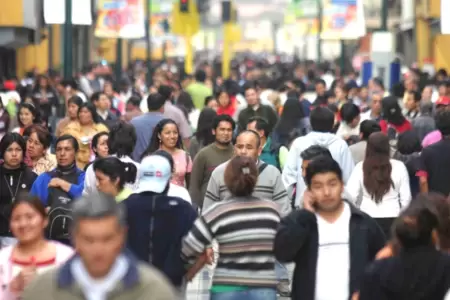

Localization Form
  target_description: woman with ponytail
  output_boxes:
[346,132,411,237]
[92,157,137,202]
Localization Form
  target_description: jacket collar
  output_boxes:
[57,249,140,289]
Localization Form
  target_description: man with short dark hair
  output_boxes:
[189,115,235,208]
[130,93,165,161]
[247,116,280,169]
[275,156,385,300]
[404,90,422,121]
[349,120,382,164]
[91,91,117,128]
[22,194,176,300]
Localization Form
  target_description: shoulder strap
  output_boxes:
[258,162,268,175]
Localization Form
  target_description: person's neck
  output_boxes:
[30,155,43,164]
[2,163,21,170]
[214,141,231,149]
[16,238,47,256]
[80,122,94,128]
[371,110,381,118]
[57,163,76,172]
[260,137,267,147]
[160,145,176,154]
[316,201,345,223]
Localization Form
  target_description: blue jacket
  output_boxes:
[30,169,85,206]
[123,192,197,287]
[260,137,280,169]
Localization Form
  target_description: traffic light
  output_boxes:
[222,1,231,22]
[180,0,189,13]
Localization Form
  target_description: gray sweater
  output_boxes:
[202,160,291,217]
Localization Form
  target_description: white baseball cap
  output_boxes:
[136,155,171,193]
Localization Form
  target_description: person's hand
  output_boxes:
[10,258,37,293]
[204,247,214,265]
[376,244,394,260]
[351,292,360,300]
[48,178,61,188]
[303,190,316,213]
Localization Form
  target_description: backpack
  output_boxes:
[46,169,81,240]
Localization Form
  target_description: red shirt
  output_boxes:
[379,119,412,134]
[217,96,237,117]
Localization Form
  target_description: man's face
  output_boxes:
[308,172,344,212]
[301,160,310,179]
[55,140,76,167]
[371,94,382,114]
[405,93,417,111]
[213,121,233,145]
[234,132,261,160]
[245,88,259,106]
[74,216,125,278]
[422,87,432,102]
[315,83,326,96]
[246,121,264,139]
[96,94,110,111]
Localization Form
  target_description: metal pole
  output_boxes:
[381,0,388,31]
[115,39,123,81]
[317,0,323,62]
[146,0,152,86]
[340,40,345,74]
[63,0,73,79]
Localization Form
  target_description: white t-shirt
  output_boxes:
[168,183,192,204]
[315,202,351,300]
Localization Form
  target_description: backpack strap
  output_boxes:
[258,162,268,175]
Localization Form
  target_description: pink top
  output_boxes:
[422,130,442,148]
[0,242,74,300]
[171,150,193,187]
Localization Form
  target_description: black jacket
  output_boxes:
[359,246,450,300]
[0,163,37,236]
[237,104,278,133]
[274,201,386,300]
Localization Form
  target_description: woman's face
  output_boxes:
[39,77,48,88]
[3,142,23,168]
[27,132,46,160]
[207,99,219,111]
[68,103,80,119]
[95,135,109,158]
[95,170,118,195]
[78,107,93,125]
[159,123,179,149]
[104,83,113,95]
[335,87,346,100]
[20,107,34,127]
[218,92,230,107]
[10,203,47,243]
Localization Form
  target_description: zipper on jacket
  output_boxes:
[148,197,156,264]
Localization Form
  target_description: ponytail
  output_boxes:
[93,157,137,191]
[122,162,137,185]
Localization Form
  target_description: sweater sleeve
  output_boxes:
[67,172,86,199]
[339,141,355,183]
[345,162,363,205]
[272,170,291,217]
[188,151,206,207]
[82,164,97,197]
[395,162,412,209]
[181,216,214,265]
[202,169,221,212]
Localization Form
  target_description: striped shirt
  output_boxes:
[202,160,291,217]
[182,197,281,288]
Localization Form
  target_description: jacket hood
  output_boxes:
[306,131,343,148]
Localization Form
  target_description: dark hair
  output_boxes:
[27,124,52,149]
[301,145,332,161]
[67,95,84,108]
[339,103,360,124]
[141,119,183,159]
[195,69,207,82]
[55,134,79,152]
[435,110,450,137]
[195,108,217,145]
[17,102,41,128]
[397,130,422,155]
[146,93,165,111]
[315,79,326,87]
[422,193,450,250]
[204,96,216,107]
[305,156,343,187]
[158,85,173,101]
[360,120,382,140]
[108,121,136,157]
[393,196,439,249]
[243,81,258,93]
[214,86,230,105]
[78,102,101,124]
[93,157,137,191]
[273,98,306,144]
[310,107,335,132]
[247,116,270,138]
[0,133,26,160]
[363,132,392,203]
[11,194,47,219]
[90,91,105,103]
[408,90,421,102]
[224,156,258,197]
[127,95,141,108]
[382,96,406,126]
[153,149,175,172]
[237,130,261,149]
[91,131,109,157]
[213,114,235,130]
[372,77,385,90]
[177,91,195,113]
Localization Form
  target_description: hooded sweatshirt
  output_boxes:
[282,131,355,207]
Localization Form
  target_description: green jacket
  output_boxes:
[22,254,176,300]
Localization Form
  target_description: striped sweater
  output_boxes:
[202,160,291,217]
[181,197,281,287]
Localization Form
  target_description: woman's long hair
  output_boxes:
[195,108,217,146]
[363,132,392,203]
[273,97,306,146]
[140,119,183,160]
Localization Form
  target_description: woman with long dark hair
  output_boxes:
[55,96,83,137]
[31,74,59,124]
[215,86,237,118]
[11,103,41,136]
[380,96,412,139]
[346,132,411,236]
[189,108,217,159]
[141,119,192,188]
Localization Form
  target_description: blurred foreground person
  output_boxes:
[22,194,176,300]
[0,196,73,299]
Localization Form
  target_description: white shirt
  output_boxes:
[315,202,351,300]
[346,159,411,218]
[168,183,192,204]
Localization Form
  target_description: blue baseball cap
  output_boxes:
[136,155,171,193]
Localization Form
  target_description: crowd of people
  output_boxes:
[0,60,450,299]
